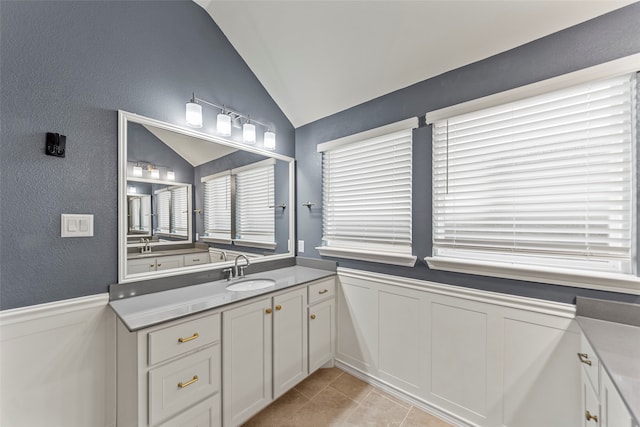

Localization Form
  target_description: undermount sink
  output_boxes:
[226,278,276,292]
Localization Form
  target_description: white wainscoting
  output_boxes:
[0,294,116,427]
[336,267,581,427]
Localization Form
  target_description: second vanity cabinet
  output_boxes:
[128,254,184,274]
[116,310,222,427]
[578,332,634,427]
[308,277,336,373]
[222,287,308,426]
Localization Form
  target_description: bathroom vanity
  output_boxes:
[111,265,336,427]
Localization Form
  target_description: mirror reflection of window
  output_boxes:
[155,186,189,237]
[203,172,232,242]
[235,162,275,245]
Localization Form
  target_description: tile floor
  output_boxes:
[243,367,454,427]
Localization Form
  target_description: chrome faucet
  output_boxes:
[234,254,250,278]
[220,251,227,262]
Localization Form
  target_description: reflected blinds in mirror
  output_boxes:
[155,187,189,237]
[203,173,232,241]
[235,163,275,244]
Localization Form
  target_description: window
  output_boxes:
[234,160,275,248]
[202,172,232,242]
[428,73,638,289]
[318,120,416,266]
[201,159,276,249]
[155,186,189,237]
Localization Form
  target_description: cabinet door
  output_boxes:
[222,298,273,427]
[157,255,183,271]
[601,370,633,427]
[308,299,335,374]
[273,288,308,399]
[128,258,157,274]
[582,371,600,427]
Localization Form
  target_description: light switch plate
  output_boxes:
[298,240,305,253]
[61,214,94,237]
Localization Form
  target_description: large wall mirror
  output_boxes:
[118,110,294,283]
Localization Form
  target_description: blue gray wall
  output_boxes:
[295,3,640,305]
[0,1,294,310]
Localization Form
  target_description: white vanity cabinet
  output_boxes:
[222,286,308,427]
[116,311,222,427]
[307,277,336,373]
[579,333,634,427]
[128,254,184,274]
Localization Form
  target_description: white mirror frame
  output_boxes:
[118,110,295,284]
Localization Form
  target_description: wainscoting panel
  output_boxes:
[336,267,579,427]
[0,294,115,427]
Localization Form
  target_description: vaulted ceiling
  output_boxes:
[196,0,635,127]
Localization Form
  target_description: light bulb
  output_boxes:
[264,130,276,150]
[185,102,203,128]
[217,113,231,136]
[167,171,175,181]
[150,168,160,179]
[243,123,256,143]
[132,165,143,177]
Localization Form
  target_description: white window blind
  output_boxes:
[203,173,231,241]
[170,186,188,237]
[156,190,171,235]
[432,73,637,275]
[235,163,275,244]
[320,129,414,262]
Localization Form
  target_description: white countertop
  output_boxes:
[110,265,335,331]
[576,316,640,424]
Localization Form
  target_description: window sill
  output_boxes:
[201,237,232,245]
[425,256,640,295]
[234,240,277,250]
[318,246,417,267]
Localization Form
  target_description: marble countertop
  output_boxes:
[110,265,336,331]
[576,315,640,424]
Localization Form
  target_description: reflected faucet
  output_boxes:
[234,254,250,278]
[220,251,227,262]
[141,238,151,254]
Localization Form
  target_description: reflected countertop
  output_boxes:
[110,265,336,332]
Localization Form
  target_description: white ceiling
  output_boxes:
[196,0,635,128]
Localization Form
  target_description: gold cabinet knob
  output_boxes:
[275,305,282,311]
[585,410,599,422]
[265,308,272,314]
[577,353,592,366]
[310,314,316,320]
[149,264,155,268]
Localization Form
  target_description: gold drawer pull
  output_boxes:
[265,308,272,314]
[276,305,282,311]
[310,314,316,320]
[577,353,592,366]
[178,332,199,343]
[192,258,200,262]
[585,410,598,422]
[319,289,329,294]
[178,375,199,389]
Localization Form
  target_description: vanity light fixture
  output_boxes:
[243,121,256,144]
[264,130,276,150]
[185,92,276,150]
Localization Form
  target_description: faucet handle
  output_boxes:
[222,267,233,281]
[238,265,247,277]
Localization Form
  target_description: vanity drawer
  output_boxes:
[149,344,220,426]
[308,277,335,305]
[183,254,209,266]
[579,333,600,392]
[149,313,220,366]
[158,394,220,427]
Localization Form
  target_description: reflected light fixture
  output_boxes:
[149,167,160,180]
[132,165,143,177]
[186,92,276,150]
[166,171,176,181]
